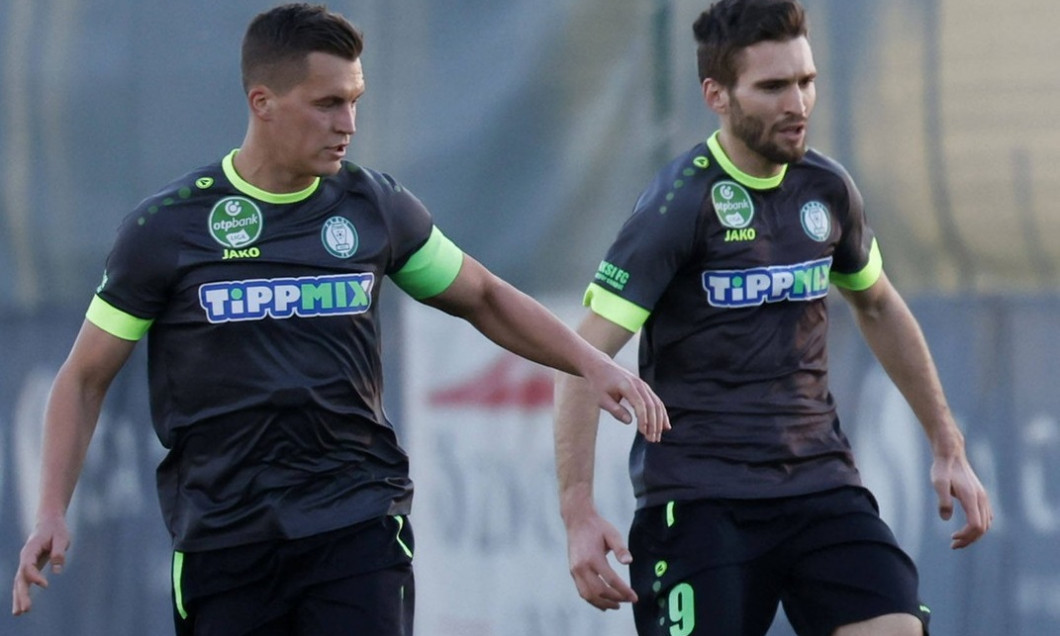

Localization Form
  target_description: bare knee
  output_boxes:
[832,612,923,636]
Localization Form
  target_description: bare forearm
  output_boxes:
[844,280,992,544]
[852,293,963,453]
[455,277,610,378]
[35,367,105,520]
[554,371,604,519]
[553,312,639,519]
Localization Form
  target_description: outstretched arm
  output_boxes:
[555,312,642,610]
[421,254,669,441]
[840,273,993,548]
[12,321,136,616]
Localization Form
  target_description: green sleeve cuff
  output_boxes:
[392,226,465,299]
[86,296,153,341]
[830,238,883,291]
[583,283,649,333]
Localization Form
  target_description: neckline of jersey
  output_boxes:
[222,149,321,204]
[705,131,787,191]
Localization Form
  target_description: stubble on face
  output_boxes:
[728,92,808,166]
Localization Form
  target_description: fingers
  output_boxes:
[614,375,647,429]
[654,391,672,436]
[572,556,638,611]
[933,458,994,549]
[12,528,69,616]
[42,547,65,576]
[11,561,47,616]
[949,483,994,549]
[568,518,639,611]
[611,374,670,443]
[933,477,954,522]
[636,379,671,444]
[13,577,28,616]
[599,393,633,426]
[951,514,989,549]
[596,527,637,604]
[586,357,671,443]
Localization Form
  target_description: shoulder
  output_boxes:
[327,162,412,202]
[325,162,434,257]
[120,161,235,236]
[790,149,860,198]
[634,142,716,214]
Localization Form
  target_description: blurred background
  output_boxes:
[1,0,1056,634]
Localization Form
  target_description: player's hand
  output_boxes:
[12,516,70,616]
[930,451,993,549]
[564,509,639,610]
[584,360,670,443]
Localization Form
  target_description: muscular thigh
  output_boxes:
[833,612,923,636]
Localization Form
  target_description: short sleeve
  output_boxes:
[391,226,464,299]
[357,168,466,298]
[356,169,435,272]
[89,206,180,340]
[586,166,706,331]
[828,165,882,290]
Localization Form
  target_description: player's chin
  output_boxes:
[315,149,348,175]
[774,143,807,165]
[314,158,345,176]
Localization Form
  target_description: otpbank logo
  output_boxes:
[702,257,832,308]
[199,273,374,323]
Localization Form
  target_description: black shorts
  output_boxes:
[628,487,930,636]
[172,515,415,636]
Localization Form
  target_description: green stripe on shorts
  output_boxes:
[172,551,188,620]
[394,515,414,559]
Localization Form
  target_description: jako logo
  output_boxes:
[199,273,375,323]
[703,257,832,307]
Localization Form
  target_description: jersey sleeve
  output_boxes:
[827,165,882,291]
[391,226,464,299]
[364,169,464,299]
[88,203,181,340]
[586,168,705,333]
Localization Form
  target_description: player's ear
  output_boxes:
[702,78,728,115]
[247,85,275,120]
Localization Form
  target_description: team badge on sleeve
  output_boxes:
[711,181,755,229]
[209,197,263,248]
[800,201,831,242]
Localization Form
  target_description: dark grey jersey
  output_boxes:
[586,133,882,507]
[90,151,464,550]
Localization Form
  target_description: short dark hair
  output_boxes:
[693,0,808,86]
[241,3,364,94]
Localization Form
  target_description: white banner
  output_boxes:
[403,297,640,636]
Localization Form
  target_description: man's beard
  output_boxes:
[729,94,808,165]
